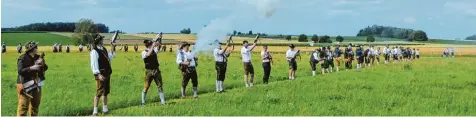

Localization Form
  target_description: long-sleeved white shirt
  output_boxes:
[90,46,115,74]
[241,46,252,62]
[415,50,420,55]
[176,50,196,67]
[261,51,271,62]
[286,49,298,61]
[141,47,159,59]
[313,52,319,61]
[214,48,226,62]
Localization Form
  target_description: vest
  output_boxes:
[143,49,159,69]
[94,47,112,76]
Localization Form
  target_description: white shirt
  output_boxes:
[397,48,402,55]
[141,47,159,59]
[327,51,333,59]
[393,48,398,55]
[261,51,271,62]
[241,46,252,62]
[415,50,420,55]
[313,52,319,61]
[373,49,379,55]
[286,49,298,61]
[369,48,374,54]
[176,50,196,67]
[213,48,226,62]
[90,46,115,74]
[79,45,83,49]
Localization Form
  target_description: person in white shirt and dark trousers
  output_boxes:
[176,42,199,98]
[241,36,258,87]
[309,49,319,76]
[90,35,115,115]
[261,45,272,84]
[286,44,299,80]
[213,39,233,93]
[140,39,166,105]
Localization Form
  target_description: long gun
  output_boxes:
[253,35,260,44]
[111,31,119,44]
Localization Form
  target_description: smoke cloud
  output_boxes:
[192,0,280,55]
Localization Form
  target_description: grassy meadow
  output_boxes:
[1,49,476,116]
[1,33,75,46]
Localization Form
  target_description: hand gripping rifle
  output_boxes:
[111,30,120,44]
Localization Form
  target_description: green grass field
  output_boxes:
[420,39,476,45]
[1,50,475,116]
[1,33,75,46]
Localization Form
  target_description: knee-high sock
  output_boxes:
[215,80,219,92]
[159,90,165,105]
[141,91,147,104]
[312,71,316,76]
[193,87,198,98]
[219,81,224,91]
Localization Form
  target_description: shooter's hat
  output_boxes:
[93,34,105,45]
[180,41,191,49]
[289,44,295,48]
[24,41,38,53]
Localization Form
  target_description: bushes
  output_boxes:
[298,34,308,42]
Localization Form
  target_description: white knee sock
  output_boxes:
[312,71,316,76]
[141,91,146,104]
[330,67,333,72]
[219,81,224,91]
[193,87,198,98]
[215,80,219,92]
[159,91,165,105]
[336,67,340,71]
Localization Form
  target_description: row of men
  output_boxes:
[442,47,456,57]
[13,34,420,116]
[0,42,174,54]
[308,45,421,76]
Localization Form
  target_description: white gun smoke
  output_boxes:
[192,0,280,55]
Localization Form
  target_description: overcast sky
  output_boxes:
[2,0,476,39]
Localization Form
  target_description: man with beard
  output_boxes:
[176,42,199,98]
[90,35,116,115]
[16,41,48,116]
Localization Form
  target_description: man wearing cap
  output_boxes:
[334,45,343,72]
[355,45,364,69]
[2,42,6,54]
[124,44,129,52]
[176,42,199,98]
[286,44,299,80]
[213,38,233,92]
[134,44,139,52]
[17,43,23,54]
[79,44,84,53]
[140,39,166,105]
[66,44,71,53]
[90,35,116,115]
[326,46,334,73]
[261,45,272,84]
[16,41,48,116]
[241,36,258,87]
[344,45,354,69]
[309,49,319,76]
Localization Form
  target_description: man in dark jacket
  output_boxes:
[90,35,116,115]
[16,41,48,116]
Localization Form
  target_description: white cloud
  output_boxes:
[403,17,417,24]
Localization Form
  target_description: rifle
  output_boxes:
[111,31,120,44]
[267,52,274,64]
[294,50,301,60]
[253,35,260,44]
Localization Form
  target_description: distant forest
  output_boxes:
[356,25,428,41]
[2,22,109,33]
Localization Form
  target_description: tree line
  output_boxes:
[357,25,428,41]
[466,35,476,40]
[1,22,109,33]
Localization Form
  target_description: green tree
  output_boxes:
[248,30,253,35]
[408,30,428,41]
[366,35,375,42]
[72,18,98,45]
[285,35,292,41]
[319,35,330,43]
[311,34,319,43]
[298,34,308,42]
[233,30,237,36]
[336,35,344,42]
[466,35,476,40]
